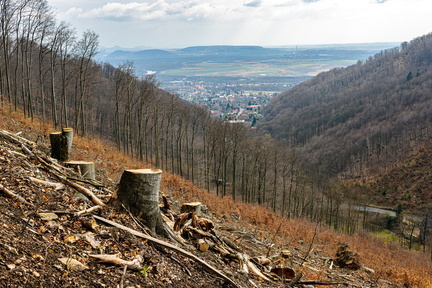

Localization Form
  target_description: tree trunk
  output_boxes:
[117,169,167,236]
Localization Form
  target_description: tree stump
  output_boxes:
[50,132,68,162]
[181,202,202,216]
[64,161,96,180]
[117,169,167,236]
[50,128,73,162]
[62,128,74,152]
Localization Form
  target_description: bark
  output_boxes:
[117,169,166,236]
[49,131,68,162]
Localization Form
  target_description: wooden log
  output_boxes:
[117,169,166,236]
[64,161,96,180]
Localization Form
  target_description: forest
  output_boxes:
[1,0,432,253]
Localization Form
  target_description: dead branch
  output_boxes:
[0,183,35,207]
[75,205,103,216]
[0,129,36,147]
[28,176,65,190]
[47,171,105,207]
[89,254,143,271]
[244,254,272,282]
[92,214,240,288]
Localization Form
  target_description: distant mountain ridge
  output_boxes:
[99,44,396,76]
[258,33,432,178]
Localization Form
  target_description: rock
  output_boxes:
[197,239,209,252]
[37,212,58,221]
[58,257,88,271]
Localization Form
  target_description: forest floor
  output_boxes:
[0,108,431,287]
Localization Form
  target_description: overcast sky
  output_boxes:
[47,0,432,49]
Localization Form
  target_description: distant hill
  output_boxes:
[100,44,396,77]
[258,33,432,179]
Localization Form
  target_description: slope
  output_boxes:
[1,104,432,287]
[258,33,432,179]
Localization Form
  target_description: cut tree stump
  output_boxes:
[117,169,167,236]
[62,128,74,152]
[50,128,73,162]
[181,202,202,216]
[64,161,96,180]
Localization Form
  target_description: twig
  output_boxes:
[92,214,240,288]
[119,265,127,288]
[75,205,103,216]
[266,220,284,257]
[121,204,151,235]
[170,255,192,276]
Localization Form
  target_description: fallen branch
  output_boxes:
[92,214,240,288]
[28,176,65,190]
[47,170,105,207]
[89,254,143,271]
[0,129,36,147]
[75,205,103,216]
[244,254,272,282]
[0,183,35,207]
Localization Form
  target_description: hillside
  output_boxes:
[258,33,432,183]
[1,107,432,287]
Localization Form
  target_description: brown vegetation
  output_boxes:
[1,105,432,287]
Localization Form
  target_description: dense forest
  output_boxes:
[1,0,432,252]
[259,33,432,181]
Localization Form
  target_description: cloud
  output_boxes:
[244,0,262,7]
[65,0,238,22]
[50,0,432,48]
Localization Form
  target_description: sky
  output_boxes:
[47,0,432,49]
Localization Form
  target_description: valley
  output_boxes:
[99,43,398,123]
